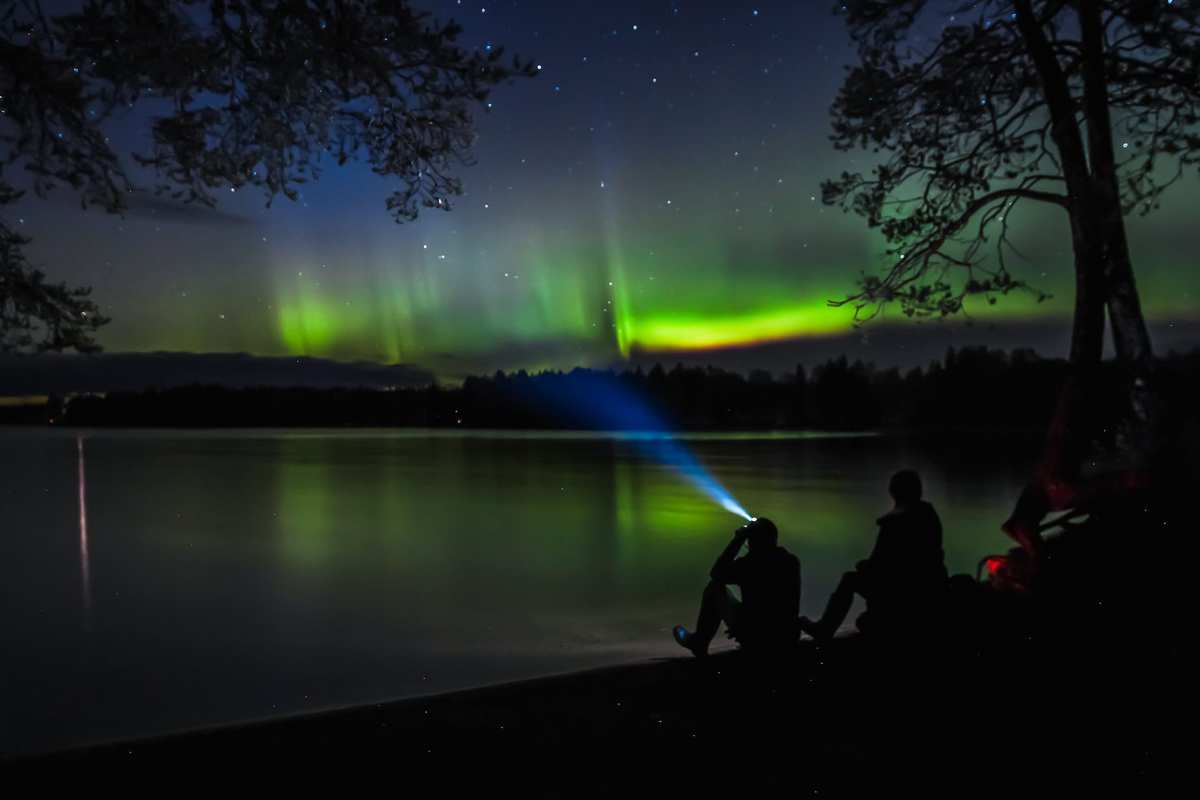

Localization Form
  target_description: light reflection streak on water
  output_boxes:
[77,436,91,619]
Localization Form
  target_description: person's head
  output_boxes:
[888,469,923,507]
[742,517,778,551]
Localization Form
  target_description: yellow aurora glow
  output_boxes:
[615,303,851,354]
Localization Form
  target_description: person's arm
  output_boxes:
[709,528,749,584]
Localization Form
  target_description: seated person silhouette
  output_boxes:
[800,469,947,640]
[673,517,801,657]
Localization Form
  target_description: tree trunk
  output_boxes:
[1068,215,1107,369]
[1059,206,1107,472]
[1099,203,1156,446]
[1104,248,1153,370]
[1079,1,1156,435]
[1000,1,1164,560]
[1002,1,1112,554]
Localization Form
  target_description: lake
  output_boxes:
[0,428,1035,755]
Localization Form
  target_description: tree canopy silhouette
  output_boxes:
[823,0,1196,380]
[1,0,533,352]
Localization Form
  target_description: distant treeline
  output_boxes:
[23,347,1200,431]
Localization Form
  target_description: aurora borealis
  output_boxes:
[12,1,1200,379]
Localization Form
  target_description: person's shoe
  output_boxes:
[672,625,708,658]
[798,616,833,642]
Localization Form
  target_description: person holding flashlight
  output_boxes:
[673,517,801,657]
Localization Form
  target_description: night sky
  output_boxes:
[13,1,1200,380]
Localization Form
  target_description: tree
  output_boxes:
[825,0,1197,373]
[1,0,533,352]
[823,1,1197,551]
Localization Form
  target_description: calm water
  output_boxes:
[0,428,1034,755]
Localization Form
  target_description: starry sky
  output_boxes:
[14,0,1200,380]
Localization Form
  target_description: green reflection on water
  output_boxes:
[615,456,717,539]
[264,431,1028,622]
[275,450,337,567]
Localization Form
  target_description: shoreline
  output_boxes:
[3,644,825,767]
[6,651,700,762]
[0,424,1046,440]
[6,632,1183,792]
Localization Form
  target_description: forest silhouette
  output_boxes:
[37,346,1200,433]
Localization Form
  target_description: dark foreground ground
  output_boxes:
[4,626,1185,795]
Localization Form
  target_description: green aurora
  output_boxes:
[265,211,1190,373]
[13,1,1198,377]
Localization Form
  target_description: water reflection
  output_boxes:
[275,449,336,568]
[0,428,1036,756]
[616,451,721,539]
[77,435,91,620]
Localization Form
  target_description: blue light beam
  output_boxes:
[634,435,754,521]
[526,370,753,521]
